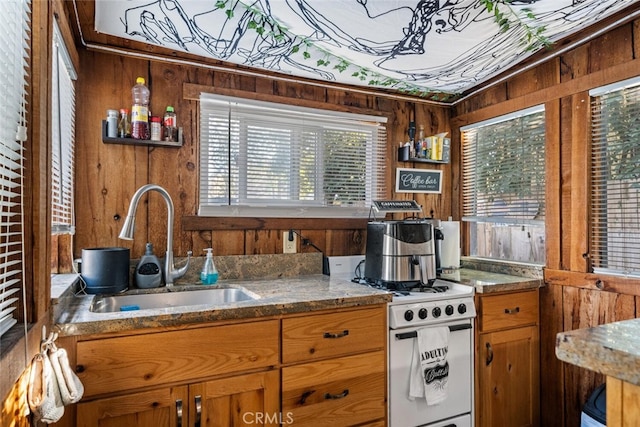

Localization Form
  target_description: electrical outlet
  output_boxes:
[283,231,297,254]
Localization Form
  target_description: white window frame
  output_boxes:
[590,76,640,277]
[198,94,388,218]
[461,105,546,265]
[51,20,77,235]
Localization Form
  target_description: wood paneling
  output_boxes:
[455,10,640,427]
[75,50,452,259]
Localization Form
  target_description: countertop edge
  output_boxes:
[555,320,640,386]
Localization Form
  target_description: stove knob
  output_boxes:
[458,303,467,314]
[418,308,428,319]
[432,307,441,318]
[404,310,414,322]
[445,305,454,316]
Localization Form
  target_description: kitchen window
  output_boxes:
[590,77,640,277]
[199,94,387,218]
[51,20,77,235]
[461,106,546,265]
[0,0,30,338]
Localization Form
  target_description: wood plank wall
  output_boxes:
[72,52,452,263]
[452,12,640,427]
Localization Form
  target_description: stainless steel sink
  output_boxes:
[89,287,259,313]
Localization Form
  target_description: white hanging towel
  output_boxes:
[408,326,450,405]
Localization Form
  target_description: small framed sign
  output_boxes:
[395,168,443,194]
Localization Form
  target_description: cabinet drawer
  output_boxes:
[282,351,386,427]
[282,307,386,363]
[76,320,279,397]
[479,290,538,332]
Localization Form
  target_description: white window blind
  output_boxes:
[51,20,76,235]
[0,0,30,338]
[461,106,546,264]
[199,94,387,217]
[590,77,640,277]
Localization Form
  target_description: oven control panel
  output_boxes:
[388,297,476,329]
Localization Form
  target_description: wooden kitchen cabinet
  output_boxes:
[475,289,540,427]
[281,306,387,426]
[74,319,280,427]
[77,371,279,427]
[59,304,388,427]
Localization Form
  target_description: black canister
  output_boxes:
[81,247,130,294]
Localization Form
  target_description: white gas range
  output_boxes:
[326,256,476,427]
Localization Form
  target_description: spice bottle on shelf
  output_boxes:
[163,106,178,142]
[106,109,118,138]
[150,116,162,141]
[118,108,131,138]
[131,77,150,139]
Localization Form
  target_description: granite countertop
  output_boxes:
[556,319,640,386]
[53,274,392,337]
[440,267,543,294]
[52,253,542,338]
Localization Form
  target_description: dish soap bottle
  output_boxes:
[200,248,218,285]
[135,243,162,288]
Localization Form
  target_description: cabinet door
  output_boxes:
[191,370,280,427]
[478,326,540,427]
[76,385,188,427]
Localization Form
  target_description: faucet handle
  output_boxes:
[171,250,192,281]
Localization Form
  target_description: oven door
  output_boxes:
[388,320,474,427]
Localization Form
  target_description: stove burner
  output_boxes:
[359,278,450,294]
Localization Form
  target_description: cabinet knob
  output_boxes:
[504,307,520,314]
[486,342,494,366]
[194,395,202,427]
[323,330,349,339]
[324,389,349,400]
[299,389,316,405]
[175,399,183,427]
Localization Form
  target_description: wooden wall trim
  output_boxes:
[182,216,368,231]
[544,268,640,296]
[545,99,562,270]
[452,57,640,127]
[569,92,590,272]
[183,82,394,117]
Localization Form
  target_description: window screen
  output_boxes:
[0,0,30,338]
[199,94,387,217]
[590,77,640,277]
[461,106,546,264]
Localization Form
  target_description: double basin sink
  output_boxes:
[89,286,259,313]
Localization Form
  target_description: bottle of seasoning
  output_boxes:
[106,109,118,138]
[150,116,162,141]
[163,106,178,142]
[131,77,150,139]
[118,108,131,138]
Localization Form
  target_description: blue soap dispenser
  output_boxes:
[200,248,218,285]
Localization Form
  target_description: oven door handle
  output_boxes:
[395,323,471,340]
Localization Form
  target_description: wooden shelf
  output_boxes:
[101,120,183,147]
[405,157,449,164]
[398,145,450,164]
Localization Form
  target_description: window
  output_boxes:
[199,94,387,217]
[51,20,76,235]
[0,0,30,338]
[590,77,640,277]
[461,106,546,264]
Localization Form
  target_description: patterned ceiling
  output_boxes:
[94,0,636,97]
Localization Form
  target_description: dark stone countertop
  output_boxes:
[53,274,392,337]
[556,319,640,386]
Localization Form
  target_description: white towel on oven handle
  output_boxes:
[408,326,450,405]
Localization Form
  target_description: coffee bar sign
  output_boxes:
[395,168,442,194]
